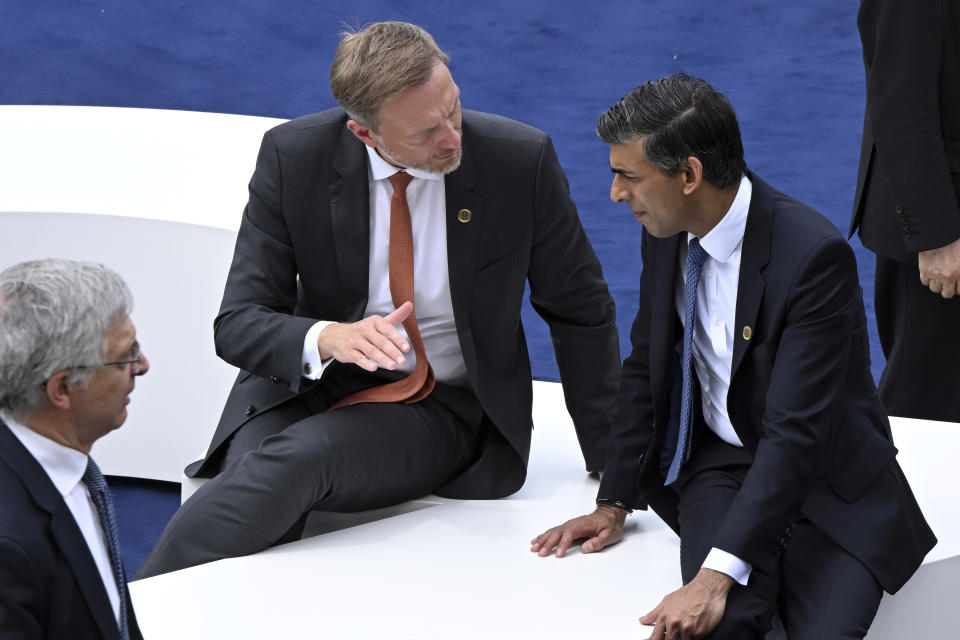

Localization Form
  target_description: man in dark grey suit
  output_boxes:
[850,0,960,421]
[137,21,620,577]
[0,259,148,640]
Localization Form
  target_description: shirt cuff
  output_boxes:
[702,547,751,586]
[302,321,336,380]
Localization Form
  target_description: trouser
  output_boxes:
[674,426,883,640]
[874,254,960,422]
[136,381,482,579]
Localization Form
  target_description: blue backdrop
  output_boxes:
[0,0,881,380]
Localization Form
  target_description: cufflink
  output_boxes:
[304,363,312,375]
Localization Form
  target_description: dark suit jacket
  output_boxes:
[850,0,960,259]
[188,108,621,498]
[599,173,935,594]
[0,420,141,640]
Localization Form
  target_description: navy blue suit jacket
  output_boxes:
[599,173,935,594]
[0,419,141,640]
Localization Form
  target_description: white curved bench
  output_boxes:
[0,105,283,481]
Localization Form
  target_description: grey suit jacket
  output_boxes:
[189,108,621,498]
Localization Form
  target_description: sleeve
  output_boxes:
[0,537,43,639]
[525,135,622,471]
[301,321,336,380]
[213,131,324,393]
[859,0,960,252]
[597,231,657,508]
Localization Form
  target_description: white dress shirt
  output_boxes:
[302,145,468,386]
[3,413,122,623]
[675,174,753,585]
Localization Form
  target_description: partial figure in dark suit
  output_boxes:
[850,0,960,421]
[532,75,935,639]
[136,21,620,578]
[0,259,148,640]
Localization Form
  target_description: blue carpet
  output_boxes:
[3,0,876,571]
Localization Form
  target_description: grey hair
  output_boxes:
[0,259,132,417]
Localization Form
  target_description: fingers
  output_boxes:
[940,283,955,299]
[318,307,413,371]
[529,524,580,557]
[581,523,622,554]
[384,301,414,325]
[639,601,662,626]
[530,513,619,557]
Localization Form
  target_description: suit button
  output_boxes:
[742,325,752,341]
[270,376,280,384]
[245,404,257,416]
[457,209,472,223]
[895,205,904,214]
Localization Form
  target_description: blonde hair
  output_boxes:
[329,21,449,131]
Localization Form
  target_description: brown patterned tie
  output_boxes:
[329,171,436,410]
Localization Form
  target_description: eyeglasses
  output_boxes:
[72,341,145,375]
[42,342,145,389]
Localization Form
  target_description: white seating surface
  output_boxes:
[4,106,956,639]
[0,106,283,480]
[132,386,957,640]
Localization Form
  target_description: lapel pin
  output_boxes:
[742,325,752,341]
[457,208,472,223]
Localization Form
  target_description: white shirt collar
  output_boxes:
[689,174,752,263]
[364,145,444,182]
[2,412,88,497]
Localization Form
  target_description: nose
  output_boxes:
[610,175,627,203]
[134,352,149,376]
[440,120,461,150]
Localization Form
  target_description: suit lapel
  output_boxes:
[444,139,484,380]
[329,126,371,321]
[731,172,773,379]
[50,508,121,640]
[0,422,118,640]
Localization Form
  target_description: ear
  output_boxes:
[43,370,74,411]
[681,156,704,195]
[346,120,379,148]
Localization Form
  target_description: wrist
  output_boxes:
[595,504,628,526]
[697,568,736,596]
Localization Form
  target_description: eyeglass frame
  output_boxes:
[41,341,145,388]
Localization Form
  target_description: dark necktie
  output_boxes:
[83,458,129,640]
[331,171,436,409]
[665,237,708,486]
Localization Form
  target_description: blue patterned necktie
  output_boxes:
[83,458,129,640]
[665,237,708,486]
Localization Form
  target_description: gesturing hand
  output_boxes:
[529,506,627,558]
[640,568,732,639]
[317,302,413,372]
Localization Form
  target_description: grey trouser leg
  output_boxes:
[136,397,478,578]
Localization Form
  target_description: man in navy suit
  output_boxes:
[0,259,148,640]
[532,75,934,639]
[850,0,960,421]
[136,21,620,578]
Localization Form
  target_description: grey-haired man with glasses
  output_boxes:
[0,258,148,640]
